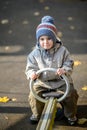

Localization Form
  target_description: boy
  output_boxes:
[25,16,79,125]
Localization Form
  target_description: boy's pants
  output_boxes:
[28,83,79,119]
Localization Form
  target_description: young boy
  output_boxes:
[25,16,79,125]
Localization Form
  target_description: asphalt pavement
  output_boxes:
[0,0,87,130]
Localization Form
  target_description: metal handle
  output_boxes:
[29,68,70,103]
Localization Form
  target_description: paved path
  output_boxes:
[0,0,87,129]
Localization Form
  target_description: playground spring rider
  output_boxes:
[30,68,70,130]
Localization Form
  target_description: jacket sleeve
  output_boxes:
[25,53,39,80]
[62,48,74,75]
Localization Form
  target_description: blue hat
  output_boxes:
[36,16,60,42]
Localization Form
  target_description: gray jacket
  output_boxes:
[25,43,74,88]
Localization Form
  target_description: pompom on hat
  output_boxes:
[36,16,61,43]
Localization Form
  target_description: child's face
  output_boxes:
[39,36,54,50]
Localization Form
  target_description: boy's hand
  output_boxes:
[30,72,39,80]
[56,68,66,76]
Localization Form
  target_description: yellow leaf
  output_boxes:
[78,118,87,125]
[5,116,8,120]
[34,12,40,16]
[12,98,17,101]
[74,60,81,66]
[0,96,10,103]
[82,86,87,91]
[44,6,50,10]
[70,25,75,30]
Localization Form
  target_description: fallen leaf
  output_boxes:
[12,98,17,101]
[22,20,29,25]
[57,31,63,38]
[5,116,8,120]
[70,25,75,30]
[74,60,81,66]
[44,6,50,10]
[78,118,87,125]
[5,46,10,51]
[1,19,9,24]
[34,12,40,16]
[67,17,73,21]
[82,86,87,91]
[0,96,10,103]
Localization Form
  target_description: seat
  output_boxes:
[42,91,63,98]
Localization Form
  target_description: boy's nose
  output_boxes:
[44,39,48,44]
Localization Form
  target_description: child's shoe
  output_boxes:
[29,115,39,124]
[68,116,77,125]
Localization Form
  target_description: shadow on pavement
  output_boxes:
[0,106,37,130]
[0,106,29,114]
[0,105,86,129]
[6,115,37,130]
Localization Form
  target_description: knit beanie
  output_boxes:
[36,16,61,43]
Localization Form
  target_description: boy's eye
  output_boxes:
[40,38,44,41]
[48,37,51,40]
